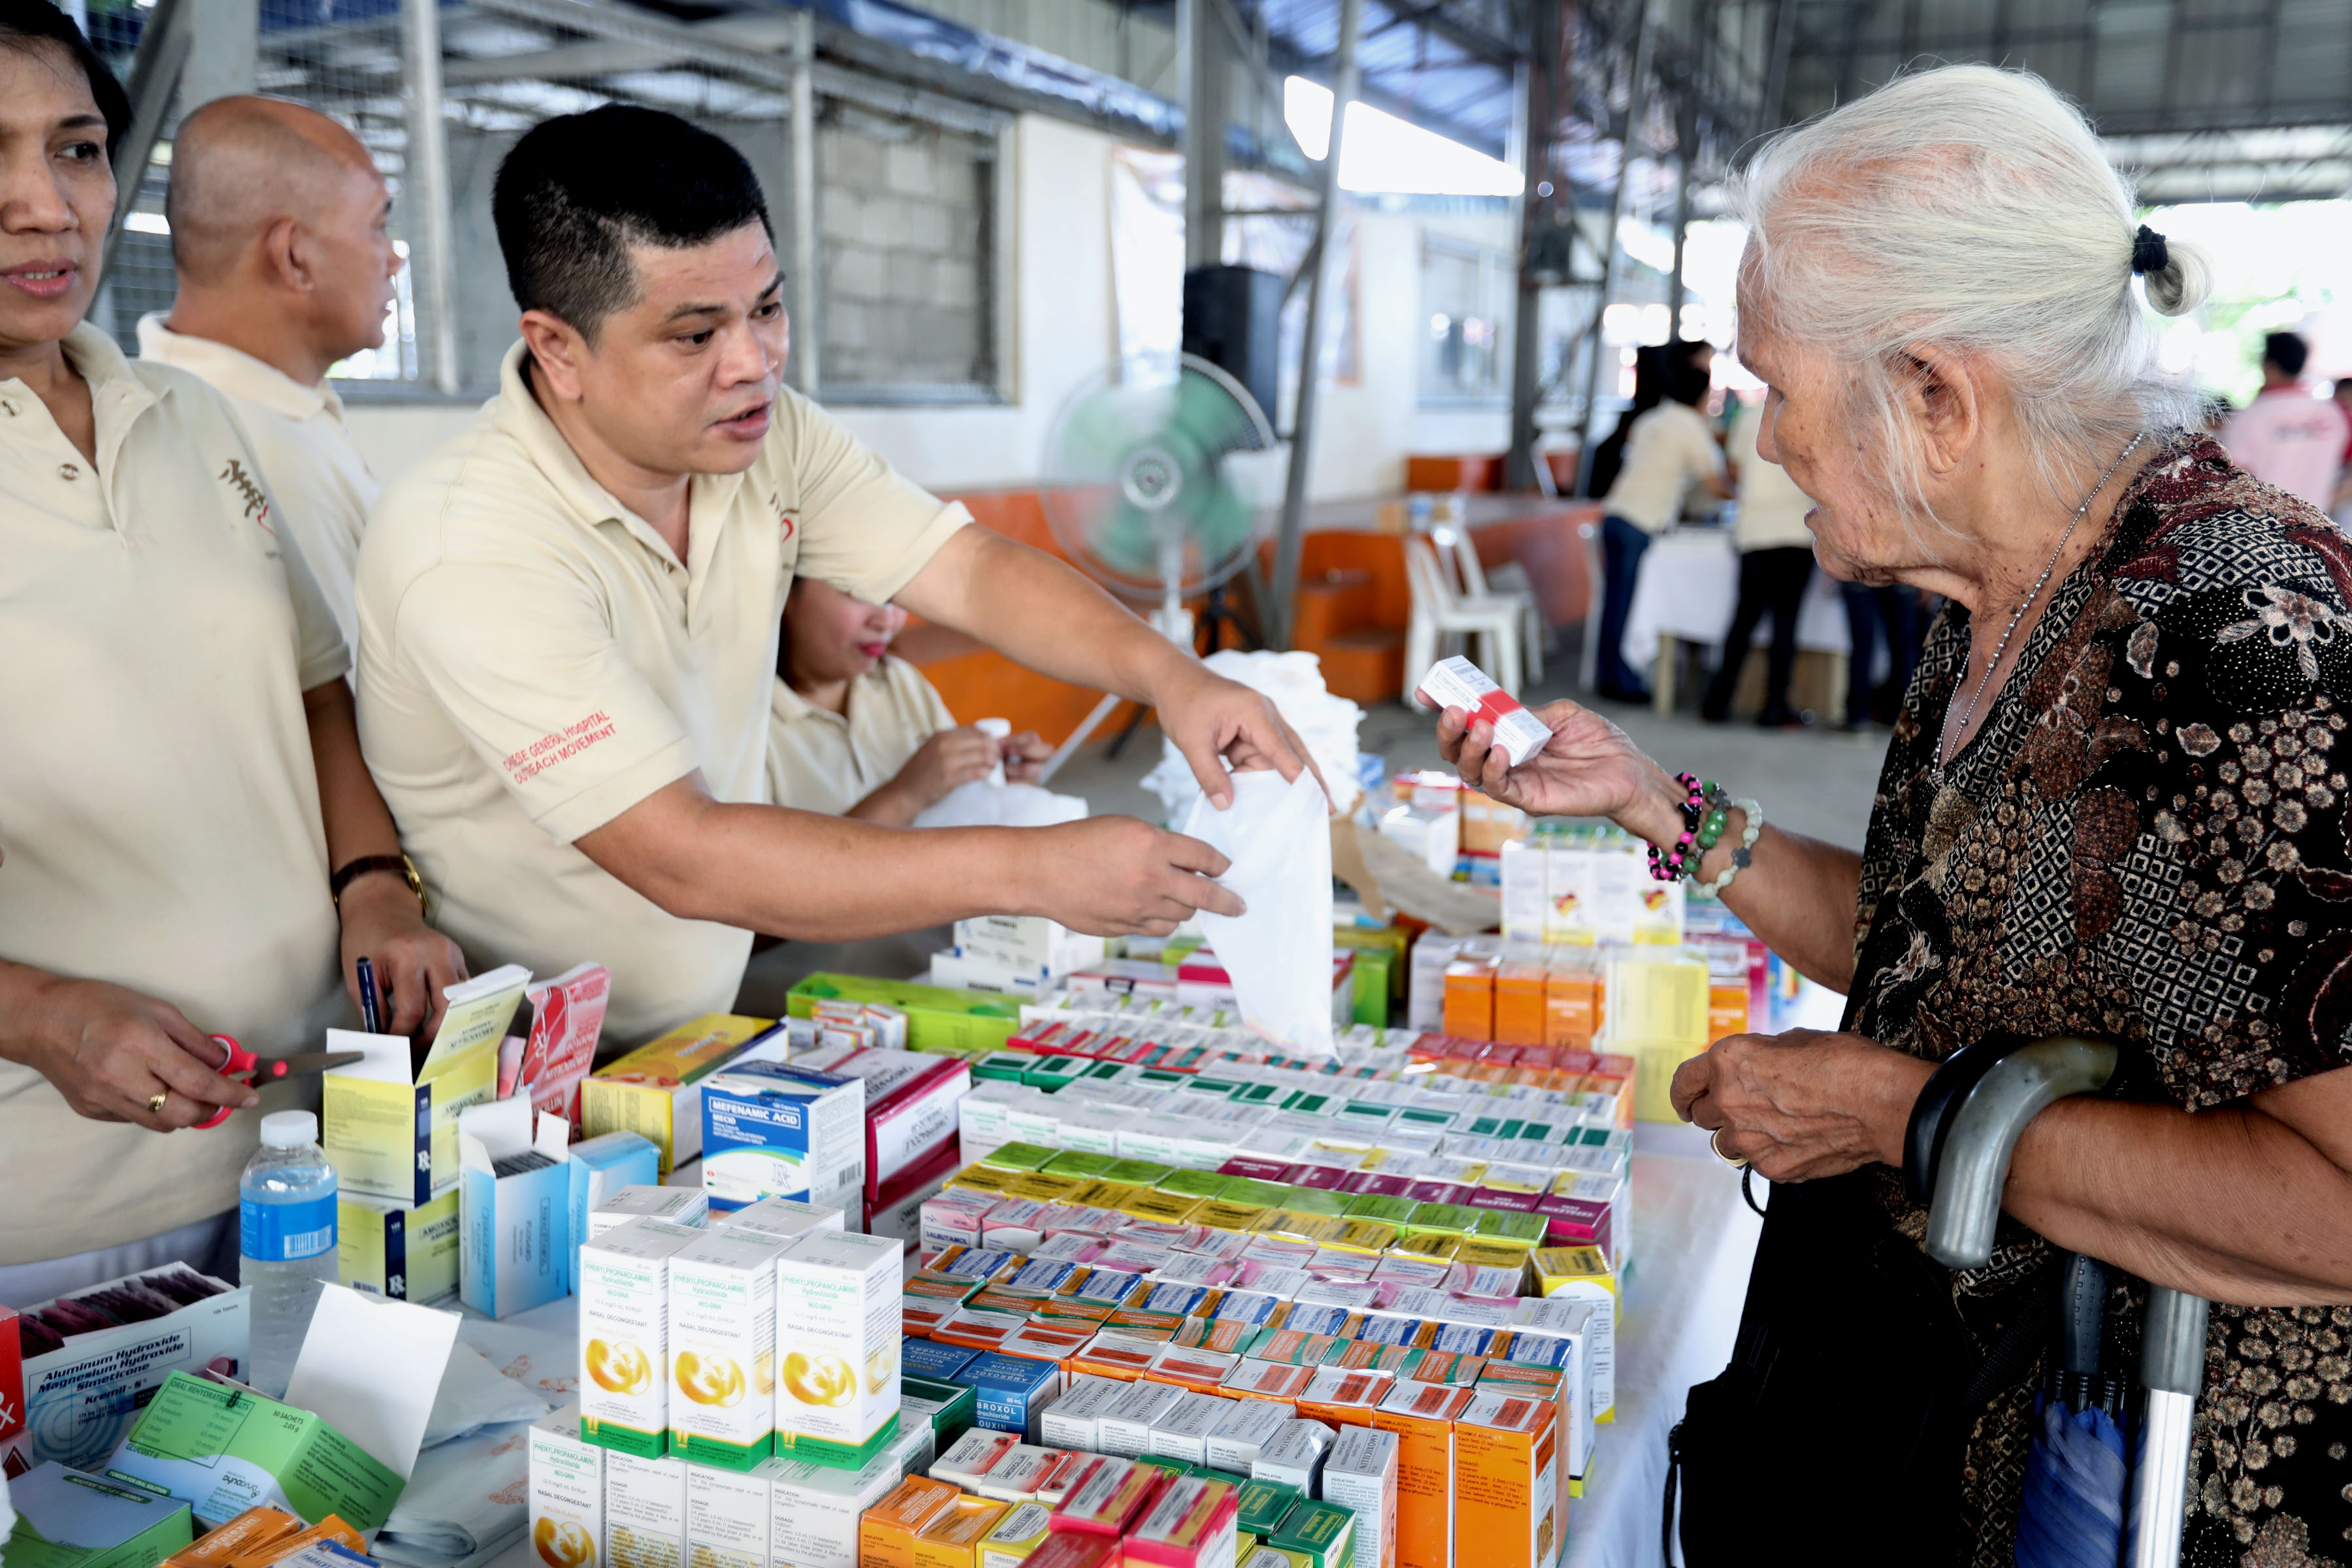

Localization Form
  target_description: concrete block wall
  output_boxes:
[818,108,992,391]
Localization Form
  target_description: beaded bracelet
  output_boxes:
[1692,796,1765,898]
[1644,773,1709,882]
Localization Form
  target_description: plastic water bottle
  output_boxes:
[240,1109,338,1398]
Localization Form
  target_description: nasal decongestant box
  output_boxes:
[604,1450,689,1568]
[581,1217,705,1458]
[669,1228,795,1471]
[769,1448,908,1568]
[774,1230,904,1468]
[529,1406,604,1568]
[685,1461,774,1568]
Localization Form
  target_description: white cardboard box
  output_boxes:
[529,1405,604,1568]
[1321,1424,1399,1568]
[603,1450,688,1568]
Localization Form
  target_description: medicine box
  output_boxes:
[796,1047,972,1200]
[457,1102,573,1319]
[1266,1500,1355,1568]
[104,1372,404,1531]
[774,1230,904,1466]
[583,1013,777,1176]
[579,1217,703,1457]
[566,1133,665,1275]
[1249,1420,1333,1495]
[958,1352,1063,1441]
[323,968,525,1205]
[527,1406,602,1568]
[700,1060,866,1212]
[911,1496,1008,1568]
[719,1194,850,1245]
[1096,1381,1181,1458]
[685,1460,773,1568]
[857,1475,961,1568]
[1048,1457,1162,1537]
[1318,1426,1397,1568]
[589,1183,706,1242]
[5,1461,194,1568]
[603,1450,689,1568]
[1126,1477,1241,1568]
[1450,1391,1557,1568]
[337,1189,459,1305]
[669,1227,794,1471]
[768,1446,908,1568]
[1036,1374,1125,1452]
[18,1266,248,1473]
[1203,1400,1292,1474]
[974,1501,1054,1568]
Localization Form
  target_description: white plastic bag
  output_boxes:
[1181,768,1335,1056]
[913,780,1088,829]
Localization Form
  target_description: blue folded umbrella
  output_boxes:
[2016,1392,2129,1568]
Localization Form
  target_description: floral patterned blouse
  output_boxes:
[1847,431,2352,1567]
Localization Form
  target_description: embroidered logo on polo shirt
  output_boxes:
[219,457,275,536]
[772,487,796,542]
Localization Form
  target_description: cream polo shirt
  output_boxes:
[1727,401,1818,551]
[135,314,380,645]
[0,325,350,1266]
[356,341,971,1046]
[1603,401,1724,534]
[766,658,956,815]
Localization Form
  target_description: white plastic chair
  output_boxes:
[1403,536,1524,704]
[1442,527,1546,685]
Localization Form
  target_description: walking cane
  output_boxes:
[1914,1035,2208,1568]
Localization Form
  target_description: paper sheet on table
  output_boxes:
[454,1317,578,1405]
[374,1421,531,1567]
[286,1284,460,1480]
[423,1341,550,1449]
[1181,768,1335,1056]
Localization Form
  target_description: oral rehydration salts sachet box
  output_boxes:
[1413,657,1550,768]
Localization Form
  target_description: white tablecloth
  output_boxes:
[1620,529,1850,670]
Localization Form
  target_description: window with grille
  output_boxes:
[1420,236,1511,404]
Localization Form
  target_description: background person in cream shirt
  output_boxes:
[134,96,400,643]
[357,106,1318,1047]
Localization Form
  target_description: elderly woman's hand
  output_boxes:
[1672,1028,1937,1183]
[1436,698,1691,845]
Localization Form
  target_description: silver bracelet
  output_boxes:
[1692,797,1763,898]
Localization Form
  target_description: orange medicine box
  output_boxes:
[226,1516,364,1568]
[1491,962,1548,1047]
[911,1497,1009,1568]
[1294,1365,1391,1429]
[1441,961,1495,1042]
[165,1507,301,1568]
[1371,1382,1477,1568]
[1450,1391,1558,1568]
[1124,1476,1240,1568]
[1542,966,1599,1050]
[858,1475,962,1568]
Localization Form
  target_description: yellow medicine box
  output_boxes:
[581,1013,774,1175]
[322,966,523,1203]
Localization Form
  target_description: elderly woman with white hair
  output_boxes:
[1441,64,2352,1565]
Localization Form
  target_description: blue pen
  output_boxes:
[356,955,383,1034]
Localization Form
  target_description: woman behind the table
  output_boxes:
[1434,65,2352,1565]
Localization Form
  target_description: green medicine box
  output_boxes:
[973,1052,1040,1083]
[1341,1193,1418,1226]
[1402,1201,1481,1237]
[1277,1186,1350,1218]
[1156,1169,1232,1201]
[1281,1091,1338,1116]
[786,973,1021,1055]
[901,1376,979,1451]
[1269,1499,1358,1568]
[1022,1055,1088,1089]
[5,1463,193,1568]
[1470,1208,1548,1247]
[978,1141,1061,1171]
[1042,1150,1119,1180]
[1103,1158,1176,1186]
[102,1371,404,1530]
[1236,1478,1303,1537]
[1222,1177,1293,1209]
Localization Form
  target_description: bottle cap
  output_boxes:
[260,1110,318,1149]
[977,717,1012,739]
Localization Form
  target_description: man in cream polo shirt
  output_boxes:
[135,95,401,642]
[356,106,1311,1045]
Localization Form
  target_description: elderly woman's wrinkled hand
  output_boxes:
[1671,1028,1938,1183]
[1435,698,1676,830]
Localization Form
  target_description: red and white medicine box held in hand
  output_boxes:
[1415,657,1551,767]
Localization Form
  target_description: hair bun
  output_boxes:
[2140,234,2210,318]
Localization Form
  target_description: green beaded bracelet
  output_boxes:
[1697,807,1729,850]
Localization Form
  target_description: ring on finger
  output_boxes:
[1710,1128,1747,1169]
[148,1090,169,1116]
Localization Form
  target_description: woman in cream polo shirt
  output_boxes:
[0,7,463,1299]
[768,576,1051,822]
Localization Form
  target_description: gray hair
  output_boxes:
[1733,64,2210,532]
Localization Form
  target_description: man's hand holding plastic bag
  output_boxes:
[1181,767,1337,1056]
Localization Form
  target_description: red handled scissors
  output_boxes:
[193,1036,366,1130]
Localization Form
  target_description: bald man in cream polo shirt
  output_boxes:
[135,96,403,642]
[355,106,1314,1046]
